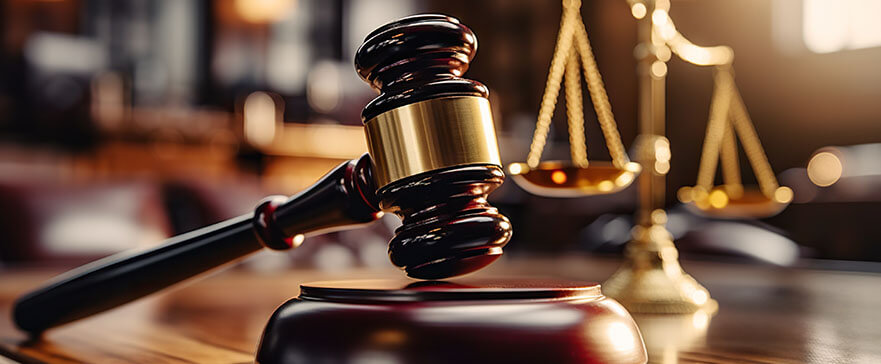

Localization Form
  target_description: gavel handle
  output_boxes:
[13,215,261,334]
[13,154,381,334]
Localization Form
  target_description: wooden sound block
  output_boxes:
[256,279,647,364]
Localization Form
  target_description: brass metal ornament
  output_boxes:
[678,65,793,219]
[605,0,791,314]
[508,0,640,197]
[604,0,720,315]
[365,96,502,188]
[603,210,718,314]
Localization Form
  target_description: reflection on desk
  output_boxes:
[1,256,880,363]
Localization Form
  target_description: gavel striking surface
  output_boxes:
[255,278,646,364]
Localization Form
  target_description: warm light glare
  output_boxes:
[307,61,342,113]
[654,160,670,174]
[598,180,614,192]
[243,92,279,147]
[648,6,734,66]
[651,209,667,225]
[690,289,709,306]
[654,138,670,157]
[774,186,794,203]
[656,45,672,62]
[803,0,881,53]
[91,72,125,129]
[615,172,634,187]
[624,162,642,173]
[551,170,568,185]
[692,309,710,331]
[672,43,733,66]
[631,3,647,19]
[807,152,843,187]
[655,0,671,10]
[606,322,638,353]
[234,0,296,23]
[508,163,523,175]
[654,138,671,168]
[370,329,406,345]
[654,21,677,42]
[708,190,729,209]
[652,9,668,26]
[650,60,668,78]
[678,45,711,64]
[292,234,305,248]
[677,187,693,203]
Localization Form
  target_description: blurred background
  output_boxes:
[1,0,879,271]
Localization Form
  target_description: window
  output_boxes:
[803,0,881,53]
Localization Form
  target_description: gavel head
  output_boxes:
[355,14,512,280]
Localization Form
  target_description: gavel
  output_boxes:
[14,14,512,334]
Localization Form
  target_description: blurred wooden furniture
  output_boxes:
[1,256,879,363]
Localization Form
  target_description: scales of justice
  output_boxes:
[509,0,792,314]
[12,1,791,363]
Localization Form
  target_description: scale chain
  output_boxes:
[526,0,630,169]
[720,119,743,197]
[573,14,630,168]
[695,66,780,198]
[726,71,779,197]
[526,1,577,168]
[695,67,733,191]
[565,48,589,167]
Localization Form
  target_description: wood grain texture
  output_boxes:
[2,255,881,363]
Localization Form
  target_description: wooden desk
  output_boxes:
[2,256,880,363]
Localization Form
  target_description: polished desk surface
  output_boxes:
[1,255,880,364]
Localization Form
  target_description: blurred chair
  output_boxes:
[579,206,802,266]
[161,178,267,234]
[0,178,170,266]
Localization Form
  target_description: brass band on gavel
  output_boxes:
[365,96,502,189]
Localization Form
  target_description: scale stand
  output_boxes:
[604,0,792,313]
[603,0,721,314]
[507,0,790,314]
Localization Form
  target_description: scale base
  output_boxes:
[603,223,718,314]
